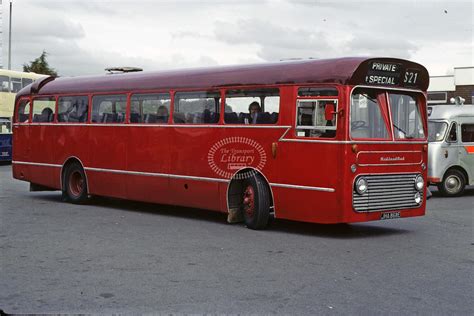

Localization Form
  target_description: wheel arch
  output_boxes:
[444,165,469,184]
[60,156,89,194]
[226,167,275,217]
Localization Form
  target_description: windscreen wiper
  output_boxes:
[393,123,413,138]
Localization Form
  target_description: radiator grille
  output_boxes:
[353,173,423,212]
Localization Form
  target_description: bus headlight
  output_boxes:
[415,175,424,191]
[414,192,422,204]
[355,178,368,195]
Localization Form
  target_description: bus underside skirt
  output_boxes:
[30,182,58,192]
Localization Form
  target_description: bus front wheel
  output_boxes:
[438,169,466,197]
[64,162,89,204]
[241,174,270,230]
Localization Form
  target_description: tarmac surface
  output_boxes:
[1,163,473,314]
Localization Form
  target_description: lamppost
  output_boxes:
[8,0,12,70]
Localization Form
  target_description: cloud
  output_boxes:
[214,18,334,61]
[2,0,471,78]
[344,36,418,59]
[213,18,419,61]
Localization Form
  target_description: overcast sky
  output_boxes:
[1,0,472,77]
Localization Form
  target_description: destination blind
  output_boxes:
[348,59,428,90]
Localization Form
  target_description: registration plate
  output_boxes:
[381,211,401,220]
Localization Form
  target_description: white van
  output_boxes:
[427,103,474,196]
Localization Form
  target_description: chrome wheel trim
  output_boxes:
[444,175,462,194]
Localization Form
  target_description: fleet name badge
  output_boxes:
[380,156,405,162]
[365,61,401,86]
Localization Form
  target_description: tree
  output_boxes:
[23,51,58,77]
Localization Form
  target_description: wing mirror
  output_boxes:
[325,103,336,121]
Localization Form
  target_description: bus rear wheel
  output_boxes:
[241,174,270,230]
[438,169,466,197]
[64,162,89,204]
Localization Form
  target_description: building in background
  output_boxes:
[428,66,474,105]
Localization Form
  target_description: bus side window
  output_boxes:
[130,93,170,124]
[0,75,10,92]
[58,96,89,123]
[173,91,220,124]
[224,88,280,124]
[461,124,474,143]
[447,122,457,142]
[17,99,31,123]
[296,100,337,138]
[11,77,22,93]
[22,78,33,88]
[32,97,56,123]
[92,95,127,123]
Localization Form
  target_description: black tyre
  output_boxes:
[63,162,89,203]
[241,173,271,230]
[437,169,466,197]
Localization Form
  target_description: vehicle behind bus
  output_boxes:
[428,104,474,196]
[0,70,45,161]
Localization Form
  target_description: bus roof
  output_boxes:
[17,57,429,97]
[0,69,46,80]
[428,104,474,120]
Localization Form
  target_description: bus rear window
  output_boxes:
[32,97,56,123]
[17,99,31,123]
[350,89,390,139]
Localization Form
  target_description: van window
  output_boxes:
[461,124,474,143]
[296,100,337,138]
[17,99,31,123]
[224,89,279,124]
[174,91,220,124]
[58,96,89,123]
[428,121,448,142]
[32,97,56,123]
[131,93,170,124]
[447,123,457,142]
[92,95,127,123]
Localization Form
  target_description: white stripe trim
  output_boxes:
[13,160,335,192]
[17,123,292,129]
[12,161,62,168]
[84,166,230,183]
[270,182,335,192]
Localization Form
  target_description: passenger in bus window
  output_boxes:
[248,101,261,124]
[40,107,54,122]
[157,105,169,123]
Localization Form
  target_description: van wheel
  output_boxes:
[438,169,466,197]
[241,174,270,230]
[64,162,89,204]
